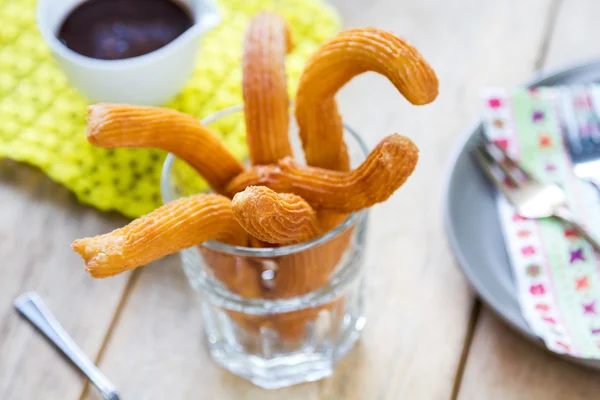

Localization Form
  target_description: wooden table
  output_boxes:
[2,0,600,398]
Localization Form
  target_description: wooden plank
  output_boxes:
[458,1,600,399]
[0,161,131,399]
[543,0,600,68]
[83,257,325,400]
[85,0,554,399]
[458,309,600,400]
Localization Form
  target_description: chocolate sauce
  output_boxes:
[57,0,194,60]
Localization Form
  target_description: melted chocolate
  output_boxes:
[58,0,193,60]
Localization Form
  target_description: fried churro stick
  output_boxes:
[243,12,294,165]
[87,104,244,194]
[269,224,353,340]
[226,134,419,212]
[72,194,247,278]
[232,186,319,244]
[295,28,438,171]
[229,186,348,341]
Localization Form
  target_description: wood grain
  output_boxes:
[543,0,600,68]
[86,0,555,399]
[0,161,131,400]
[458,309,600,400]
[83,257,326,400]
[457,0,600,399]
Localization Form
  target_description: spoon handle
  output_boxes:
[14,292,119,400]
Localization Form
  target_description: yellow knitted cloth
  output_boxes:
[0,0,340,218]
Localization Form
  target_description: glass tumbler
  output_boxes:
[161,106,368,389]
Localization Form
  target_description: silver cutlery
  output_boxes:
[14,292,120,400]
[560,85,600,194]
[473,139,600,252]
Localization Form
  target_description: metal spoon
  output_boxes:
[14,292,120,400]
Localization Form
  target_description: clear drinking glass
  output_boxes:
[161,105,368,389]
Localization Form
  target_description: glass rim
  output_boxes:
[160,104,369,257]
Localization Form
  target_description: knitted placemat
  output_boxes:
[0,0,340,217]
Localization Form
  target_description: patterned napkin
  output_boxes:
[482,86,600,358]
[0,0,340,218]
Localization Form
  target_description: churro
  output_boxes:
[229,186,351,341]
[226,133,419,212]
[87,104,244,194]
[72,194,247,277]
[295,28,437,171]
[243,12,294,165]
[232,186,319,244]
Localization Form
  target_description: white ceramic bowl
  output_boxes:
[36,0,220,105]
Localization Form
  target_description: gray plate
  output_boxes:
[444,59,600,369]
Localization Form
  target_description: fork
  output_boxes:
[560,85,600,194]
[472,139,600,253]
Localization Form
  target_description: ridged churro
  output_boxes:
[232,186,319,244]
[72,194,247,278]
[243,12,294,165]
[87,104,244,194]
[228,185,354,341]
[295,28,438,171]
[269,224,354,340]
[226,134,419,212]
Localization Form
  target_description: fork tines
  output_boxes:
[475,138,533,188]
